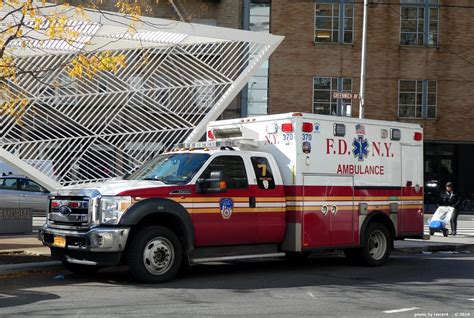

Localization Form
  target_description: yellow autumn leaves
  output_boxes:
[67,52,126,79]
[0,0,154,123]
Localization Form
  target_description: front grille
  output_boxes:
[48,196,91,229]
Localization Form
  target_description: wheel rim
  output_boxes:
[368,230,387,261]
[143,237,174,276]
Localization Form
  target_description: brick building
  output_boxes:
[268,0,474,204]
[69,0,474,202]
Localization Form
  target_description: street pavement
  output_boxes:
[0,248,472,317]
[0,216,472,316]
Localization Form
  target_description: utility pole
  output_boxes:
[359,0,369,119]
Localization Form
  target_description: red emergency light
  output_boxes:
[414,132,423,141]
[51,201,59,208]
[302,122,313,133]
[281,123,294,133]
[68,202,80,208]
[207,130,215,140]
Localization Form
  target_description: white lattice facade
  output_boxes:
[0,7,283,189]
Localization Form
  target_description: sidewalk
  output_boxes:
[394,233,474,254]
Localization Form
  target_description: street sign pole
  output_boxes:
[359,0,369,119]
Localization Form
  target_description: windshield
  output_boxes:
[128,153,210,185]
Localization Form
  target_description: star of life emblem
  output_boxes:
[352,136,369,162]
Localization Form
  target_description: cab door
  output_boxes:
[250,155,286,243]
[18,178,49,215]
[0,177,20,209]
[191,155,257,246]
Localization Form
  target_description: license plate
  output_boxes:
[53,235,66,248]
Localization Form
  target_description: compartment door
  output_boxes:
[302,174,354,248]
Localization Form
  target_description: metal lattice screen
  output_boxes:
[0,12,283,188]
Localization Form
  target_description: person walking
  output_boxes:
[439,182,461,235]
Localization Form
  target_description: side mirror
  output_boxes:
[195,171,227,194]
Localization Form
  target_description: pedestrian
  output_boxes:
[439,182,460,235]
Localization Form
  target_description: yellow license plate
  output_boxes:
[53,235,66,248]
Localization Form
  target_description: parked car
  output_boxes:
[0,175,49,216]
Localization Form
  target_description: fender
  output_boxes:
[120,198,195,251]
[359,211,395,247]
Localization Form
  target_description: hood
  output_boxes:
[55,179,167,197]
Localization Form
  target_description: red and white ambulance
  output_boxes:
[40,112,424,283]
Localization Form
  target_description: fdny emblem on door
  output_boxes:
[220,198,234,219]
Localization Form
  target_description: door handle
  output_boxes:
[249,197,256,208]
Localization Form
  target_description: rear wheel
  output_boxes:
[443,229,449,237]
[127,226,183,284]
[61,261,101,275]
[359,223,392,266]
[429,229,435,236]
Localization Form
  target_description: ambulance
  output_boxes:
[40,112,424,283]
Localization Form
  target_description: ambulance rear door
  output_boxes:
[400,144,424,235]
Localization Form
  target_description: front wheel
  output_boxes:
[127,226,183,284]
[360,223,392,266]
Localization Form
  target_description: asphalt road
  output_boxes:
[0,252,472,317]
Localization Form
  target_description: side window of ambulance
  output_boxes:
[251,157,275,190]
[200,156,248,189]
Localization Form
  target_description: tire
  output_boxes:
[443,229,449,237]
[285,251,311,262]
[127,226,183,284]
[429,229,435,236]
[61,260,101,275]
[359,222,392,267]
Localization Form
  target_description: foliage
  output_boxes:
[0,0,162,123]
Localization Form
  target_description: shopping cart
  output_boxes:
[428,206,454,237]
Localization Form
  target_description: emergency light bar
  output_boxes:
[207,127,243,141]
[172,139,257,151]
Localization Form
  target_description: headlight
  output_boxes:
[99,196,132,224]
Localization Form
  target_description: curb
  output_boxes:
[0,261,62,275]
[393,243,474,255]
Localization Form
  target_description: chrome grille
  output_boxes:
[48,196,91,229]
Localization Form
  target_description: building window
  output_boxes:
[400,0,439,47]
[315,0,354,44]
[247,0,271,116]
[399,80,437,119]
[313,77,352,116]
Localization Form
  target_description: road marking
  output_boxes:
[383,307,419,314]
[468,298,474,301]
[308,292,316,299]
[0,294,15,299]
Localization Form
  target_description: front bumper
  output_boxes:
[39,225,130,266]
[40,224,130,253]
